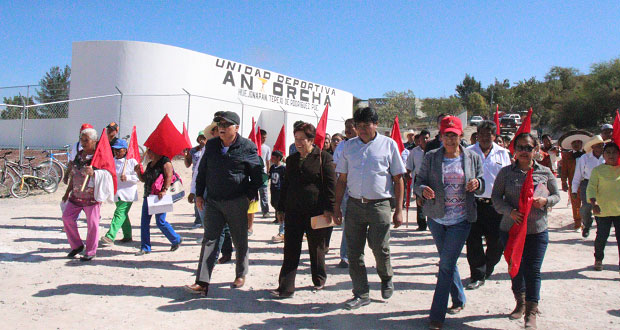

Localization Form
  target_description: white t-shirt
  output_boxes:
[261,144,272,173]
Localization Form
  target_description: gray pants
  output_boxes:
[196,196,249,284]
[345,198,393,299]
[579,180,594,230]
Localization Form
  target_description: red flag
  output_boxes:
[504,167,535,277]
[92,128,117,194]
[248,117,262,156]
[182,122,192,149]
[126,126,143,173]
[390,116,405,154]
[144,114,187,160]
[273,124,286,156]
[494,104,500,136]
[612,110,620,146]
[508,108,533,154]
[314,104,329,150]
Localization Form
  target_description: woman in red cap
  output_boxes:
[414,115,485,329]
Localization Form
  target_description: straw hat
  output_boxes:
[204,122,218,138]
[558,130,592,150]
[583,135,609,153]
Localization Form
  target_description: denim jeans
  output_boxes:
[594,216,620,265]
[140,197,181,252]
[500,230,548,302]
[428,219,471,323]
[259,185,269,214]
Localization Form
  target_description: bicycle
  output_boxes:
[0,152,59,198]
[0,152,18,197]
[40,144,71,183]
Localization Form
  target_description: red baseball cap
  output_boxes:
[439,116,463,135]
[80,123,93,132]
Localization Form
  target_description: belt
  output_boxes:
[350,197,391,204]
[476,198,492,204]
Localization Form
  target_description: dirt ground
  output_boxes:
[0,159,618,330]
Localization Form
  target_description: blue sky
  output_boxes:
[1,1,619,100]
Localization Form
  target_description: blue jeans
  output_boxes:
[140,197,181,252]
[428,219,471,323]
[500,230,548,302]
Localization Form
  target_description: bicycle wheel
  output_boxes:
[39,161,63,183]
[41,174,59,193]
[10,180,30,198]
[0,170,16,198]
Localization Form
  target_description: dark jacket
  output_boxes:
[414,146,485,223]
[196,134,264,201]
[277,147,336,217]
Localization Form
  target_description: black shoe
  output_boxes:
[466,279,485,290]
[338,259,349,268]
[270,289,294,299]
[67,245,84,258]
[120,237,133,243]
[582,227,590,238]
[80,255,95,262]
[344,296,370,310]
[381,279,394,299]
[135,249,150,256]
[447,304,465,314]
[415,227,426,231]
[218,253,232,264]
[171,237,183,251]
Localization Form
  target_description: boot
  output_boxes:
[509,291,526,319]
[524,301,538,329]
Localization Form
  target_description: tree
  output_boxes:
[456,74,481,105]
[1,96,34,120]
[466,92,488,116]
[35,65,71,118]
[420,96,462,121]
[378,90,417,127]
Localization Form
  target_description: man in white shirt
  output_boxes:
[405,129,430,231]
[572,135,605,238]
[334,107,406,310]
[259,129,272,217]
[465,121,512,290]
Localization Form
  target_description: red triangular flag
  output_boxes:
[314,104,329,149]
[144,114,187,160]
[92,128,117,194]
[182,122,192,149]
[273,125,286,156]
[126,126,143,174]
[257,126,263,157]
[390,116,405,154]
[494,104,500,136]
[508,108,533,154]
[504,167,535,277]
[248,117,262,156]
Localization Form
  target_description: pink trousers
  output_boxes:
[62,201,101,257]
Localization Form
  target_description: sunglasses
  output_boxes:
[515,145,535,152]
[217,121,234,128]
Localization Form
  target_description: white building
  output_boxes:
[0,40,353,149]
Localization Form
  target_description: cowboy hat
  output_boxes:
[584,135,610,153]
[402,129,415,141]
[558,130,593,150]
[204,122,218,138]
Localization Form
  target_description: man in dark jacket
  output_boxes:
[184,111,264,296]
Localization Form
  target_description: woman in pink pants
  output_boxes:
[61,127,101,261]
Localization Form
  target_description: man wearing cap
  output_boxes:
[601,124,613,142]
[334,107,406,310]
[465,120,512,289]
[572,135,606,238]
[106,122,119,151]
[185,111,264,295]
[560,131,591,230]
[185,130,208,229]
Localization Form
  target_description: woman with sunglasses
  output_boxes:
[491,132,560,329]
